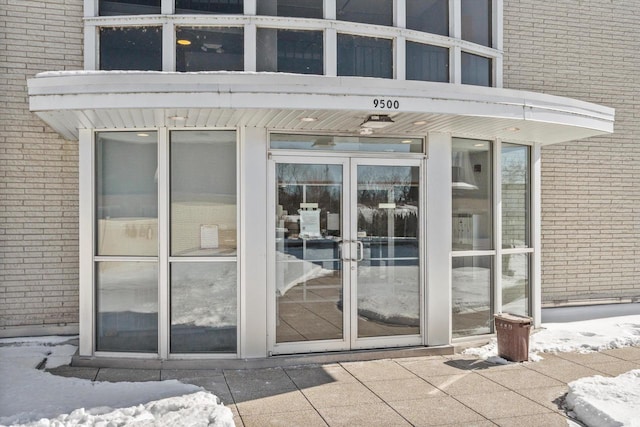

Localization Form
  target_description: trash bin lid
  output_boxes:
[494,313,532,323]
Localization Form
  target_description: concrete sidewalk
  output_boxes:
[48,346,640,426]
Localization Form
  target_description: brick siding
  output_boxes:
[0,0,83,329]
[503,0,640,305]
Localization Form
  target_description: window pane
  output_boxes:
[406,42,449,83]
[171,262,237,353]
[257,29,323,75]
[406,0,448,36]
[337,0,392,26]
[461,0,491,46]
[452,255,493,337]
[502,143,530,248]
[171,131,236,256]
[176,27,243,72]
[337,34,392,78]
[270,134,423,153]
[257,0,323,18]
[100,27,162,71]
[461,52,492,87]
[99,0,160,15]
[452,138,492,251]
[502,254,530,317]
[96,262,158,352]
[176,0,243,14]
[96,132,158,256]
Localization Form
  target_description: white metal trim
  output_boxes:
[494,139,502,315]
[158,128,169,359]
[78,129,94,356]
[244,24,257,72]
[532,144,542,327]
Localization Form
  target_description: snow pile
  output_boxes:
[0,337,233,427]
[8,392,233,427]
[565,370,640,427]
[463,315,640,362]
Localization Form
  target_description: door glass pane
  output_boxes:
[257,0,323,18]
[170,131,237,256]
[406,0,448,36]
[257,29,323,75]
[176,27,244,72]
[176,0,243,14]
[357,165,420,338]
[502,143,530,249]
[337,0,393,26]
[276,163,344,343]
[338,34,393,79]
[99,27,162,71]
[452,255,493,337]
[502,254,529,317]
[171,262,237,353]
[406,42,449,83]
[96,261,158,352]
[96,132,158,256]
[452,138,492,251]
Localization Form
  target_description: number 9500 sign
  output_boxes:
[373,98,400,109]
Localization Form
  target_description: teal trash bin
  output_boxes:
[494,313,532,362]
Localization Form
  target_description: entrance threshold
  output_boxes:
[71,345,454,370]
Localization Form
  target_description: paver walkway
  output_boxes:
[48,346,640,426]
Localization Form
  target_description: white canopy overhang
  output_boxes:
[28,71,614,143]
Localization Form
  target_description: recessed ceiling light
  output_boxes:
[474,143,485,147]
[413,120,427,126]
[168,116,187,121]
[300,117,317,122]
[505,127,520,132]
[136,133,149,137]
[401,139,413,144]
[177,39,192,46]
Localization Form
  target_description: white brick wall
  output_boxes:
[0,0,83,331]
[503,0,640,305]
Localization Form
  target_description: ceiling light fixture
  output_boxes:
[474,143,485,147]
[361,114,394,129]
[401,139,413,144]
[168,115,187,121]
[413,120,427,126]
[136,133,149,137]
[505,127,521,132]
[300,117,317,122]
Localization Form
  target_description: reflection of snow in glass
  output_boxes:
[452,267,490,314]
[276,252,335,296]
[171,262,237,328]
[97,262,158,314]
[358,266,420,324]
[453,254,527,315]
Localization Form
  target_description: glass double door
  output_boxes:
[272,156,422,354]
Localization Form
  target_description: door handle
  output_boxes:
[356,240,364,262]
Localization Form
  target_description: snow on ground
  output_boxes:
[566,370,640,427]
[0,336,234,427]
[464,315,640,427]
[464,314,640,363]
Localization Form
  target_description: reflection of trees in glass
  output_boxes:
[276,164,343,237]
[357,166,419,238]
